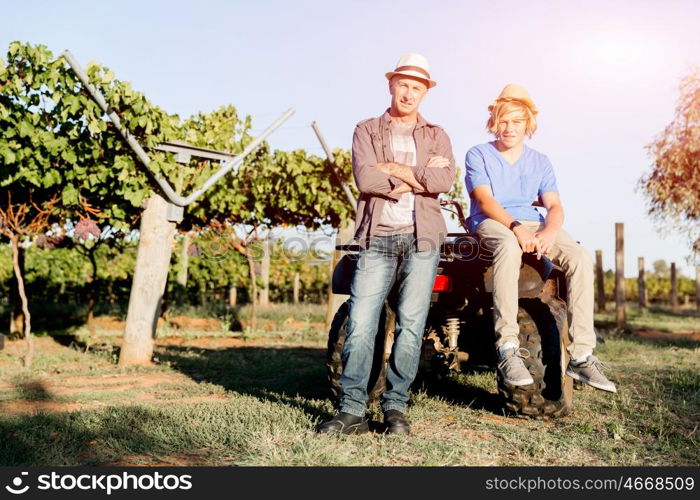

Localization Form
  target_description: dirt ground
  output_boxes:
[91,315,324,333]
[633,328,700,342]
[93,315,223,332]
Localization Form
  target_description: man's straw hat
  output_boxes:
[385,53,437,88]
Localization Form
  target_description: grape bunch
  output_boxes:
[35,233,67,249]
[74,218,101,241]
[188,243,201,257]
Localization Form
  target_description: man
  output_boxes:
[319,53,456,435]
[464,84,616,393]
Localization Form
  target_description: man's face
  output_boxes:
[389,76,428,117]
[496,109,528,149]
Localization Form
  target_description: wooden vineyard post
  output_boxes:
[177,232,192,287]
[638,257,647,309]
[228,286,237,307]
[293,272,300,305]
[9,245,26,338]
[696,266,700,312]
[670,262,678,310]
[595,250,605,313]
[259,238,271,308]
[615,223,626,328]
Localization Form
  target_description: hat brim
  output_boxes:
[385,71,437,88]
[488,97,538,115]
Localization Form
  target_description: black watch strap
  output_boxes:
[509,221,522,231]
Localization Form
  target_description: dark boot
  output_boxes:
[318,412,369,435]
[383,409,410,435]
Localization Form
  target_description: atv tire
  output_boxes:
[326,300,394,409]
[497,297,573,418]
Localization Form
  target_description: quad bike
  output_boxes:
[326,201,573,418]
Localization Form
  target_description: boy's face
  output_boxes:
[496,108,528,149]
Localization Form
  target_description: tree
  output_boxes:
[652,259,670,277]
[2,42,359,366]
[0,195,57,365]
[0,42,87,365]
[1,42,178,366]
[641,68,700,262]
[71,60,356,362]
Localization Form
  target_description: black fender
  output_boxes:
[331,253,359,295]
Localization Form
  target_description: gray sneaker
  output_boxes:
[498,347,534,386]
[566,355,617,393]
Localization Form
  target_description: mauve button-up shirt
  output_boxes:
[351,110,456,252]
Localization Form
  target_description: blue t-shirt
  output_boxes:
[464,142,558,232]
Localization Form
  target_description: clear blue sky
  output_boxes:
[2,0,699,276]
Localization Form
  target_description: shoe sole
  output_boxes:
[383,422,411,435]
[566,369,617,393]
[384,428,410,435]
[501,376,534,386]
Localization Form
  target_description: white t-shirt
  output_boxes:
[374,121,416,235]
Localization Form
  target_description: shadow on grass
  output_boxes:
[0,302,94,335]
[156,345,331,422]
[0,404,205,466]
[1,332,511,460]
[156,344,509,421]
[51,333,88,350]
[414,367,504,415]
[14,380,53,401]
[38,330,511,421]
[36,331,120,360]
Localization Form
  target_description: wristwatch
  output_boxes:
[509,221,522,231]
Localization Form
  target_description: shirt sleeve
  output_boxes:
[464,148,490,194]
[537,156,559,195]
[410,128,456,194]
[351,124,400,201]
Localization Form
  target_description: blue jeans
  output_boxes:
[339,233,440,417]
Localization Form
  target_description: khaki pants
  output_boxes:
[477,219,596,360]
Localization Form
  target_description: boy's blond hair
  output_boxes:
[487,100,538,138]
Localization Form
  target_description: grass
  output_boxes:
[0,305,698,466]
[595,303,699,333]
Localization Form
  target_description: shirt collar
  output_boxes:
[380,109,431,129]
